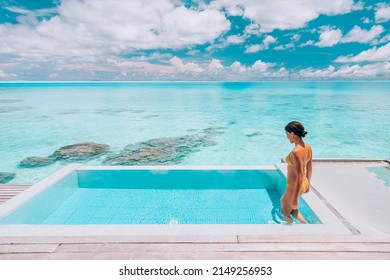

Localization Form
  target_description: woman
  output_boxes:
[281,121,312,224]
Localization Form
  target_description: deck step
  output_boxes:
[0,184,32,205]
[0,236,389,260]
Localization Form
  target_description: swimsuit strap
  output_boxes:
[285,144,312,167]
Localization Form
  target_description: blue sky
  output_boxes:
[0,0,389,80]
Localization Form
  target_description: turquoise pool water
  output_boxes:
[0,168,320,224]
[0,81,389,183]
[367,166,390,187]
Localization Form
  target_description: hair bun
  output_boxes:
[301,131,307,137]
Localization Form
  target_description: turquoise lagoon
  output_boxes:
[0,81,389,184]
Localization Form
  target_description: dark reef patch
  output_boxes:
[0,172,16,184]
[19,142,110,168]
[53,142,109,160]
[19,156,57,168]
[103,127,224,166]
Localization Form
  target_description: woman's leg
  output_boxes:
[281,186,308,224]
[281,188,294,223]
[290,182,309,224]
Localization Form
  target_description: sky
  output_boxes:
[0,0,389,81]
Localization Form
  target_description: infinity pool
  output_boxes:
[0,165,320,225]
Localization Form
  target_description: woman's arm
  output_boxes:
[306,146,313,183]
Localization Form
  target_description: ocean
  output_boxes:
[0,81,389,183]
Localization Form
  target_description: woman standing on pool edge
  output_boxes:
[281,121,312,224]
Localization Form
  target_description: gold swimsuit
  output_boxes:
[285,149,310,193]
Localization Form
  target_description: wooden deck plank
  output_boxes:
[1,234,389,244]
[238,235,390,243]
[1,238,388,260]
[0,244,58,254]
[1,251,389,260]
[0,235,238,244]
[0,190,29,192]
[54,242,390,253]
[0,236,389,259]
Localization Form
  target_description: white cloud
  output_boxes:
[275,33,301,50]
[0,69,17,78]
[292,34,301,42]
[0,0,230,61]
[244,23,261,36]
[5,6,57,25]
[245,35,276,53]
[104,56,208,79]
[1,0,386,81]
[207,59,224,72]
[103,57,282,80]
[272,67,290,78]
[298,63,390,79]
[107,57,172,73]
[48,73,59,79]
[335,42,390,62]
[169,56,203,73]
[341,25,384,44]
[333,62,390,78]
[362,17,371,24]
[274,43,295,51]
[251,60,273,72]
[352,1,365,11]
[245,44,261,53]
[223,60,390,80]
[375,3,390,23]
[299,66,335,78]
[314,24,384,48]
[226,35,246,45]
[0,0,233,80]
[206,0,355,32]
[316,26,342,47]
[216,2,245,16]
[379,34,390,44]
[228,60,276,76]
[230,61,247,73]
[263,35,277,47]
[136,52,172,62]
[300,40,315,47]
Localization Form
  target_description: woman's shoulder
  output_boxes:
[292,144,312,157]
[293,143,311,152]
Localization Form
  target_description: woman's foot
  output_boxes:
[283,214,293,223]
[291,209,308,224]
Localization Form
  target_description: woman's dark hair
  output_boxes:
[285,121,307,138]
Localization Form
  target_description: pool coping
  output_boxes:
[0,164,353,237]
[299,160,390,236]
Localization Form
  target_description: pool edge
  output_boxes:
[0,164,80,220]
